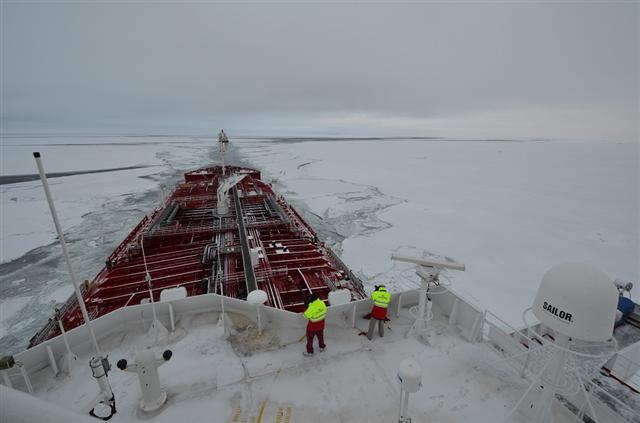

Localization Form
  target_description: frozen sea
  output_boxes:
[1,135,638,355]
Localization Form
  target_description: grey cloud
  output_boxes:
[1,2,638,141]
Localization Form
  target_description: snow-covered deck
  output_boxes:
[7,292,579,423]
[3,286,640,422]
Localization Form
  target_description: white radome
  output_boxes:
[532,263,618,342]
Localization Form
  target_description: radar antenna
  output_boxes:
[391,254,465,341]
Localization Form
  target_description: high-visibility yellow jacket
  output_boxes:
[304,299,327,323]
[371,287,391,308]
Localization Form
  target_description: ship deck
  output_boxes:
[12,300,576,423]
[5,286,640,422]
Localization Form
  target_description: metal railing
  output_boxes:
[483,310,640,423]
[28,282,91,348]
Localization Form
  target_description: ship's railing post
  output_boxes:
[396,293,403,318]
[17,362,33,393]
[46,345,59,376]
[351,303,357,328]
[256,304,263,335]
[168,303,176,332]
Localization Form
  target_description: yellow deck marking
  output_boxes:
[256,400,267,423]
[284,406,292,423]
[232,405,242,422]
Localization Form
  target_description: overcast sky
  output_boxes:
[1,1,638,141]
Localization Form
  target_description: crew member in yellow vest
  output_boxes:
[303,294,327,356]
[367,285,391,340]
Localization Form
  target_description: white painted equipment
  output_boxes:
[117,349,173,412]
[160,287,187,332]
[392,254,466,340]
[160,286,188,302]
[89,357,116,419]
[532,263,618,342]
[247,290,268,335]
[216,174,248,215]
[247,289,268,305]
[614,278,634,293]
[397,359,421,423]
[391,254,466,271]
[507,263,619,423]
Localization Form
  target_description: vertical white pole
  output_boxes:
[168,303,175,332]
[577,374,600,423]
[256,305,263,335]
[351,303,357,328]
[58,319,74,356]
[145,274,158,322]
[417,290,426,319]
[33,152,101,357]
[521,350,531,379]
[46,345,59,375]
[90,357,112,400]
[533,333,569,423]
[408,288,427,338]
[220,283,226,334]
[503,351,554,423]
[140,235,159,324]
[397,388,404,423]
[219,136,227,176]
[18,364,33,393]
[402,389,410,420]
[57,317,78,371]
[469,312,482,343]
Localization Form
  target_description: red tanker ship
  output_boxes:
[29,162,366,347]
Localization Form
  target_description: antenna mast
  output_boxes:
[34,152,116,420]
[33,152,101,356]
[218,129,229,176]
